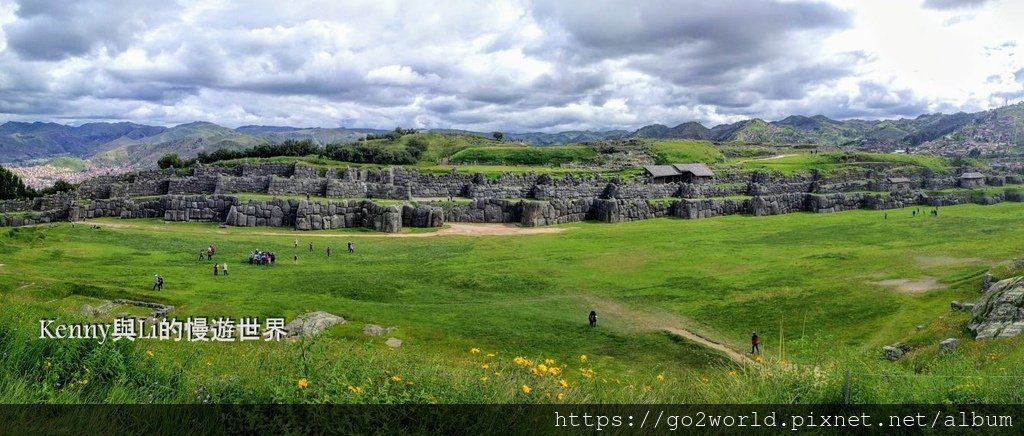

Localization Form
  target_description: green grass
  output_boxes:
[4,204,1024,403]
[649,140,725,164]
[450,146,599,166]
[735,152,951,175]
[44,156,88,171]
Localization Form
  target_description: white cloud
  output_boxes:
[0,0,1020,132]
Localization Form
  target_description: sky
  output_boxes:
[0,0,1022,132]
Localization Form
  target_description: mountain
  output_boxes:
[633,122,711,140]
[627,105,1016,152]
[2,102,1024,166]
[0,121,166,161]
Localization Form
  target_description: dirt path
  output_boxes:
[756,154,796,161]
[582,296,752,365]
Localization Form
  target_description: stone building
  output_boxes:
[959,172,986,188]
[643,163,715,184]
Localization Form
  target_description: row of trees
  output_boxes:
[157,131,435,168]
[0,166,74,200]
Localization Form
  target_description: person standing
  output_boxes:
[222,263,229,276]
[294,239,298,249]
[588,311,598,328]
[309,242,313,252]
[153,274,161,291]
[213,263,219,276]
[348,241,354,253]
[326,246,331,257]
[751,332,760,354]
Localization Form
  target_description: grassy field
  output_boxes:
[3,203,1024,404]
[732,152,951,175]
[449,146,599,166]
[649,140,725,164]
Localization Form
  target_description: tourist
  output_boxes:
[294,239,298,248]
[309,242,313,252]
[751,332,760,354]
[347,241,354,253]
[157,275,164,291]
[293,254,298,264]
[214,263,219,276]
[884,213,887,220]
[589,310,598,328]
[153,274,160,291]
[223,263,229,276]
[199,250,205,261]
[327,246,331,257]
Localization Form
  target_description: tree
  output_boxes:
[158,153,185,169]
[492,131,504,141]
[0,165,34,200]
[38,179,75,196]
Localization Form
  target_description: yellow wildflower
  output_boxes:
[729,370,738,377]
[559,379,569,389]
[470,348,481,354]
[146,350,154,358]
[481,363,490,370]
[390,375,402,382]
[514,356,528,366]
[480,376,490,382]
[548,366,562,376]
[579,354,588,363]
[544,359,556,366]
[487,353,496,357]
[521,384,532,395]
[297,378,310,390]
[656,374,665,382]
[348,385,364,394]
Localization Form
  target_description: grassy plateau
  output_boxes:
[2,203,1024,404]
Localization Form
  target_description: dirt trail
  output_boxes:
[582,296,752,365]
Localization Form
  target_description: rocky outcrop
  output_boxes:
[968,276,1024,339]
[285,311,346,338]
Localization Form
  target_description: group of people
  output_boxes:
[249,250,276,265]
[199,245,217,260]
[152,274,164,291]
[214,262,228,276]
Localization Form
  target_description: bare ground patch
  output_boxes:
[914,255,986,268]
[580,295,752,365]
[870,277,944,294]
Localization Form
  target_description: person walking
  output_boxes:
[294,239,298,249]
[588,310,598,328]
[751,332,760,354]
[309,242,313,252]
[347,241,354,253]
[326,246,331,257]
[213,263,219,276]
[222,263,229,276]
[157,275,163,291]
[153,274,161,291]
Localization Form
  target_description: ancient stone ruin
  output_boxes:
[1,161,1022,232]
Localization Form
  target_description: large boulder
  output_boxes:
[968,276,1024,339]
[285,311,346,338]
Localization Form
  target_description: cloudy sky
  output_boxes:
[0,0,1022,132]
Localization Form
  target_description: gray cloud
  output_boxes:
[922,0,993,10]
[0,0,1016,133]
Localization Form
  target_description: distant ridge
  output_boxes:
[2,102,1023,165]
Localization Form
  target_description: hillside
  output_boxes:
[627,105,1024,153]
